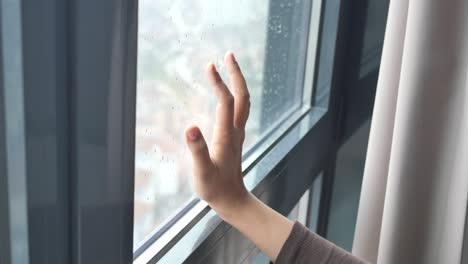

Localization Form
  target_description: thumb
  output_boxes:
[185,126,214,177]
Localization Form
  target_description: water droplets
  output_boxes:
[268,15,284,34]
[276,24,283,34]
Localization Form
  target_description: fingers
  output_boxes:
[225,51,250,129]
[205,63,235,131]
[185,126,214,177]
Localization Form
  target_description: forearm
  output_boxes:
[215,193,294,262]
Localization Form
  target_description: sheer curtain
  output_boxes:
[352,0,468,263]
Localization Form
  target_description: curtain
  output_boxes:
[352,0,468,263]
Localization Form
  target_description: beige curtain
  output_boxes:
[352,0,468,263]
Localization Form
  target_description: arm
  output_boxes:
[217,192,294,262]
[184,51,365,263]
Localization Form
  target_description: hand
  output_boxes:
[185,51,251,218]
[185,52,293,262]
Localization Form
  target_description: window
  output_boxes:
[1,0,367,262]
[134,0,314,250]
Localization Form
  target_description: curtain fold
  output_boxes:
[353,0,468,263]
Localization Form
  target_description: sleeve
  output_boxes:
[275,222,368,264]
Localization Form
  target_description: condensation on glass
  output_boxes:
[134,0,310,249]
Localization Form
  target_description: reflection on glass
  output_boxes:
[134,0,310,249]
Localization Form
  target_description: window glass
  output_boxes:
[327,120,372,251]
[313,0,341,107]
[359,0,390,77]
[288,189,310,224]
[134,0,311,249]
[252,253,270,264]
[308,174,323,232]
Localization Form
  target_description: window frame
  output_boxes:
[0,1,30,263]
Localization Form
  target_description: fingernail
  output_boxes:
[227,51,236,62]
[210,63,217,73]
[188,128,201,141]
[207,63,217,73]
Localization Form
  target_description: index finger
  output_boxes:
[225,51,250,129]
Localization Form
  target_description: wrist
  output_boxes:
[213,192,255,223]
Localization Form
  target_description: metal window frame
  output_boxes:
[0,1,30,263]
[317,0,390,242]
[1,0,138,263]
[0,0,368,263]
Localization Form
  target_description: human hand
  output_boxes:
[184,51,251,218]
[185,53,294,261]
